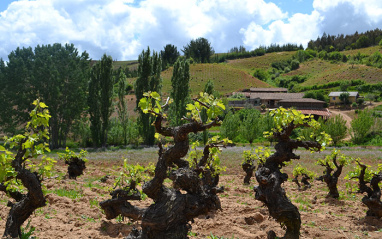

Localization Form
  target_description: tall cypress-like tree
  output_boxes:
[169,59,190,126]
[135,47,162,145]
[88,54,113,147]
[117,71,129,145]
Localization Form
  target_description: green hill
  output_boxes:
[284,58,382,86]
[117,46,382,97]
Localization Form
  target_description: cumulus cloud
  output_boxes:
[0,0,381,61]
[313,0,382,36]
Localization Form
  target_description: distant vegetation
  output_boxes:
[1,28,382,148]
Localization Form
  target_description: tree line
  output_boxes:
[1,29,381,149]
[307,28,382,52]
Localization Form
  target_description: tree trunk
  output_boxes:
[242,162,255,185]
[255,166,301,239]
[3,168,46,238]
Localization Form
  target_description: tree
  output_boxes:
[339,92,350,105]
[116,71,129,145]
[240,108,262,145]
[88,54,114,147]
[160,44,180,69]
[182,37,214,63]
[100,91,229,238]
[0,44,90,149]
[253,108,331,239]
[316,149,350,198]
[135,47,162,145]
[356,35,370,48]
[351,109,374,144]
[321,115,347,146]
[0,100,56,238]
[169,58,190,126]
[220,111,240,141]
[253,68,269,81]
[0,47,35,133]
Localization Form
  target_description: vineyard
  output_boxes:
[0,147,381,238]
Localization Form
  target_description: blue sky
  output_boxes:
[0,0,14,12]
[0,0,381,61]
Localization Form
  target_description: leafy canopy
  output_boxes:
[292,164,316,179]
[139,91,225,124]
[242,147,272,166]
[316,149,351,168]
[0,99,56,192]
[264,107,332,151]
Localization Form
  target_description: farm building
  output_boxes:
[328,92,359,104]
[230,89,331,119]
[228,98,261,109]
[249,93,305,108]
[278,98,330,119]
[243,87,288,93]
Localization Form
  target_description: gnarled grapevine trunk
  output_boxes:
[292,174,311,191]
[65,156,86,179]
[355,163,382,218]
[100,114,224,239]
[254,130,321,239]
[319,157,343,198]
[242,162,256,185]
[1,143,46,238]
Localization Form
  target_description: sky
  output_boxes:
[0,0,381,61]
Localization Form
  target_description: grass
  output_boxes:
[284,58,382,87]
[160,63,270,96]
[113,45,382,104]
[49,188,83,199]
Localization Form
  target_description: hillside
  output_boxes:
[117,45,382,97]
[226,51,296,73]
[284,58,382,86]
[160,63,270,96]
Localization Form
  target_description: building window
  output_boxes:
[332,97,336,100]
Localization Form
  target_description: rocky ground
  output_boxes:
[1,147,381,239]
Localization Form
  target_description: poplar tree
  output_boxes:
[88,54,113,147]
[135,47,162,145]
[169,58,190,126]
[117,71,129,145]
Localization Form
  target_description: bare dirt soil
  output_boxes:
[1,148,382,239]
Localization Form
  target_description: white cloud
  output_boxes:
[313,0,382,35]
[0,0,381,61]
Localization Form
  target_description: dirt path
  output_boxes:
[328,109,353,140]
[328,101,382,141]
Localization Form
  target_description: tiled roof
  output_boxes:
[279,98,326,103]
[328,92,359,97]
[249,93,304,100]
[298,109,331,117]
[249,87,288,92]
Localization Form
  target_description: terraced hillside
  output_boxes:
[118,46,382,97]
[160,63,270,96]
[226,51,296,73]
[284,59,382,86]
